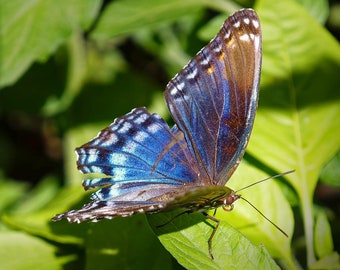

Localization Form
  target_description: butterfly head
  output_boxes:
[221,191,241,212]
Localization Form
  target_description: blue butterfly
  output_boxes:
[53,9,262,259]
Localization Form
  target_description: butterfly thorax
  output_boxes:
[162,185,241,213]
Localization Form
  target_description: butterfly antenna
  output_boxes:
[240,196,288,237]
[234,170,294,237]
[235,170,295,193]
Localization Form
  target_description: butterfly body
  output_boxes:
[52,9,262,257]
[159,185,239,212]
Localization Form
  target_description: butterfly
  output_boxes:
[52,8,262,259]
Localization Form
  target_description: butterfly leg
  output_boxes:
[202,212,220,260]
[156,210,192,228]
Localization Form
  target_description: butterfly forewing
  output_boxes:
[165,9,261,185]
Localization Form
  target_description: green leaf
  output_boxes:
[309,252,340,270]
[84,216,173,270]
[149,162,293,269]
[0,0,102,88]
[8,177,59,214]
[314,210,333,259]
[251,0,340,266]
[0,231,69,269]
[320,150,340,186]
[294,0,329,24]
[149,211,280,270]
[0,177,28,214]
[91,0,204,39]
[198,14,230,41]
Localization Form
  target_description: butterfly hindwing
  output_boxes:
[77,108,199,188]
[53,108,201,222]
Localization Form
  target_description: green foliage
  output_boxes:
[0,0,339,269]
[0,0,102,88]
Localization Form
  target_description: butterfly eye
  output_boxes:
[222,192,241,211]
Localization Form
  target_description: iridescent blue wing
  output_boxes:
[53,108,200,222]
[165,9,261,185]
[77,108,198,187]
